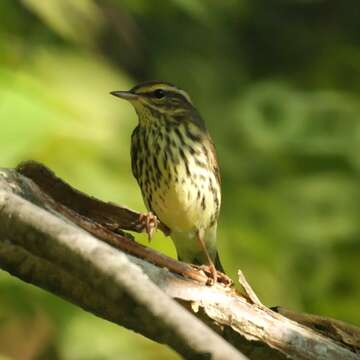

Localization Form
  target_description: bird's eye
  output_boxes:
[154,89,165,99]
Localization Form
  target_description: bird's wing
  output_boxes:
[205,134,221,187]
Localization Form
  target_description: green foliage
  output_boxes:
[0,1,359,358]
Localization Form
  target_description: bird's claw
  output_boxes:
[138,212,158,241]
[197,265,233,287]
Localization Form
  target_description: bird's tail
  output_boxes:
[176,250,225,273]
[214,251,225,273]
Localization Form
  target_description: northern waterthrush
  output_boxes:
[111,81,223,281]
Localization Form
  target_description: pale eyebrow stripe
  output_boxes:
[175,88,193,104]
[136,84,193,104]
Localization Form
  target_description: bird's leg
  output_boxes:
[138,212,158,241]
[196,230,217,284]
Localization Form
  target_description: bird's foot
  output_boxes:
[208,263,218,285]
[138,212,158,241]
[217,272,233,287]
[197,265,233,287]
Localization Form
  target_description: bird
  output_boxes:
[110,81,223,282]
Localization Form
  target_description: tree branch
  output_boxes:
[0,163,359,360]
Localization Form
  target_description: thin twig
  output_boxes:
[238,270,263,306]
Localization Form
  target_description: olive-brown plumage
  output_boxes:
[111,81,223,278]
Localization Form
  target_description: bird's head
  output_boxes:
[111,81,204,128]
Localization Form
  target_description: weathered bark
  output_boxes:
[0,162,359,360]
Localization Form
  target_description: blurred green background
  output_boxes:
[1,0,359,359]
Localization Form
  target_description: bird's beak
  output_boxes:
[110,90,138,101]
